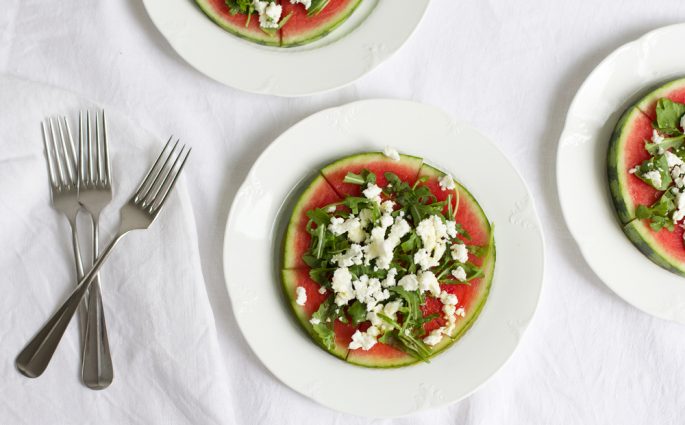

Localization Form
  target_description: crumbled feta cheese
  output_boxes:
[358,208,374,227]
[331,267,354,306]
[652,129,665,144]
[451,266,467,282]
[318,286,327,295]
[383,300,402,316]
[381,200,395,214]
[328,216,366,243]
[673,191,685,222]
[331,244,364,267]
[443,304,456,317]
[451,243,469,263]
[349,327,379,350]
[423,328,444,346]
[438,173,456,191]
[414,215,450,270]
[398,274,419,291]
[364,216,410,269]
[439,291,458,306]
[253,0,282,28]
[383,146,401,161]
[666,151,684,168]
[455,307,466,317]
[309,317,321,325]
[418,271,441,297]
[628,167,638,174]
[295,286,307,306]
[326,205,337,213]
[363,184,383,205]
[445,220,457,238]
[643,170,662,188]
[290,0,311,9]
[382,268,398,287]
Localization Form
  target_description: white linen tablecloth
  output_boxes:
[2,0,685,423]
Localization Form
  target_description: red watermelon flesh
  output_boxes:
[280,0,362,46]
[282,269,356,357]
[195,0,281,45]
[637,78,685,120]
[283,174,342,269]
[321,153,424,197]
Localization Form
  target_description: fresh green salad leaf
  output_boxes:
[655,98,685,134]
[310,299,336,350]
[636,190,676,232]
[633,155,672,191]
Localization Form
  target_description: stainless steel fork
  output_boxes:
[16,138,190,378]
[40,117,88,346]
[78,111,114,389]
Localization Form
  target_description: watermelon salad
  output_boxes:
[282,150,495,367]
[195,0,362,47]
[608,77,685,276]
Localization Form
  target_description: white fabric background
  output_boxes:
[2,0,685,423]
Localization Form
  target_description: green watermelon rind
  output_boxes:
[623,220,685,277]
[281,0,363,47]
[607,106,645,225]
[345,164,495,368]
[194,0,280,46]
[608,78,685,277]
[635,77,685,115]
[281,269,349,359]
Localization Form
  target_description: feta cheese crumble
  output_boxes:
[295,286,307,306]
[438,173,456,191]
[451,243,469,263]
[451,266,467,282]
[652,129,665,145]
[362,183,383,205]
[383,146,401,161]
[290,0,311,9]
[349,326,379,350]
[253,0,282,28]
[643,170,662,188]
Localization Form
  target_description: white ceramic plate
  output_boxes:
[223,99,544,416]
[557,23,685,323]
[142,0,429,97]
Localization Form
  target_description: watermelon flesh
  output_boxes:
[280,0,362,46]
[321,152,424,197]
[608,78,685,276]
[195,0,361,47]
[283,174,342,269]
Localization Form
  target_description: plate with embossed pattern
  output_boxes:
[142,0,429,96]
[223,99,544,416]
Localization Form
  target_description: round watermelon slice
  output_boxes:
[608,78,685,276]
[281,154,495,367]
[346,164,495,367]
[195,0,280,46]
[280,0,362,47]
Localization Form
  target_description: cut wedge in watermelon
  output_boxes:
[195,0,281,46]
[282,152,495,367]
[283,174,342,269]
[280,0,362,47]
[346,165,495,367]
[282,269,356,358]
[321,152,424,197]
[195,0,361,47]
[608,78,685,277]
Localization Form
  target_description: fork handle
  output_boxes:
[68,217,89,347]
[82,215,114,389]
[16,232,126,378]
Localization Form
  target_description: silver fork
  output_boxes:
[40,117,89,347]
[16,138,190,378]
[78,111,114,389]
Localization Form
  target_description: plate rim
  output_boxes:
[223,98,545,416]
[141,0,430,97]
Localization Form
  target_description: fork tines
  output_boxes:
[133,137,190,214]
[42,117,78,191]
[78,111,111,189]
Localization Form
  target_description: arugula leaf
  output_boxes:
[635,190,676,232]
[633,155,672,190]
[655,98,685,134]
[347,300,366,325]
[307,0,331,16]
[310,299,336,350]
[645,135,685,156]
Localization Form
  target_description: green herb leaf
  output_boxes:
[347,301,366,325]
[655,98,685,133]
